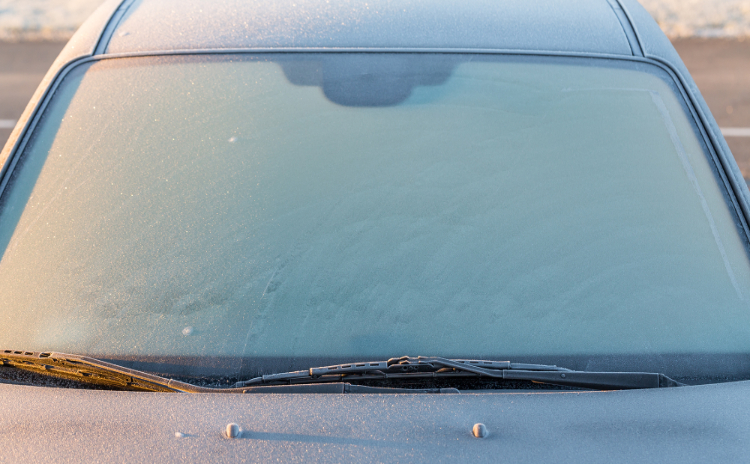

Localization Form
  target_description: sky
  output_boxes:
[0,0,749,41]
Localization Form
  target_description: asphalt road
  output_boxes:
[672,39,750,179]
[0,42,65,150]
[1,39,750,176]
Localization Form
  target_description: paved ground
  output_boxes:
[0,41,64,149]
[672,38,750,178]
[1,39,750,176]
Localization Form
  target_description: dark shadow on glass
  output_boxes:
[280,54,458,107]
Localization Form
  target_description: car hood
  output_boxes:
[1,381,747,462]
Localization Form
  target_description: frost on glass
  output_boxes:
[1,55,749,376]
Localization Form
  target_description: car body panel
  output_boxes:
[2,2,749,462]
[2,381,748,462]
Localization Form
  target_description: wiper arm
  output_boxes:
[236,356,685,390]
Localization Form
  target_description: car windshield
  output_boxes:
[1,53,749,382]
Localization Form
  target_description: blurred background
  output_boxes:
[1,0,750,180]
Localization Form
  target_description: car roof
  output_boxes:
[50,0,690,86]
[100,0,637,55]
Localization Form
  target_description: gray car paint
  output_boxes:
[2,381,749,462]
[104,0,633,54]
[1,1,748,462]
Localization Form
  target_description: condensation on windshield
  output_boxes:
[1,54,749,376]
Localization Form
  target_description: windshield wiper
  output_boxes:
[0,350,455,394]
[236,356,685,390]
[2,351,684,392]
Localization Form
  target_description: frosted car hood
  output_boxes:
[1,381,747,462]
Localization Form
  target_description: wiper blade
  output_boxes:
[236,355,685,390]
[0,350,458,394]
[0,350,232,392]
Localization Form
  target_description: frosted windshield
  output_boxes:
[1,54,749,378]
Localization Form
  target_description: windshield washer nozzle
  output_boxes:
[472,423,489,438]
[225,423,241,439]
